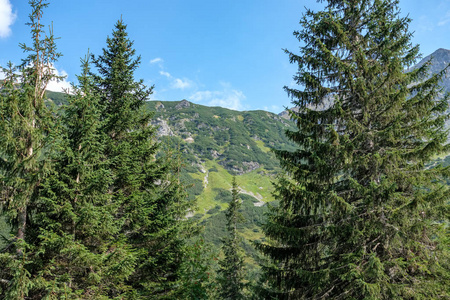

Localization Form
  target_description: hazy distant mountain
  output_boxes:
[414,48,450,92]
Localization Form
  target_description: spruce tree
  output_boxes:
[24,54,135,298]
[259,0,450,299]
[0,4,192,297]
[90,20,191,298]
[0,1,61,297]
[218,177,246,300]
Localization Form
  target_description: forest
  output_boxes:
[0,0,449,299]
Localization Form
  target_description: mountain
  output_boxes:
[148,100,296,175]
[414,48,450,92]
[146,100,297,264]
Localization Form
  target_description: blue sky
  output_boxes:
[1,0,450,113]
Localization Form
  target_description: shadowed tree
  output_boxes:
[218,177,246,299]
[258,0,450,299]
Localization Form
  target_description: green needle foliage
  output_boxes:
[218,177,246,300]
[1,2,193,298]
[258,0,450,299]
[0,0,61,297]
[90,19,192,298]
[26,55,129,297]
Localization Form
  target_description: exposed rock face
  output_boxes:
[243,161,260,172]
[152,118,173,136]
[184,137,194,143]
[175,99,191,110]
[279,107,300,119]
[211,150,220,159]
[155,102,165,112]
[221,161,261,175]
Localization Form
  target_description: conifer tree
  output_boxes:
[0,1,61,297]
[259,0,450,299]
[90,20,191,298]
[177,237,218,300]
[1,4,192,297]
[218,177,246,300]
[23,54,135,298]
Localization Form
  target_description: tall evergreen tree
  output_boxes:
[1,4,192,297]
[22,54,135,298]
[0,1,61,297]
[218,177,246,300]
[90,20,191,298]
[259,0,450,299]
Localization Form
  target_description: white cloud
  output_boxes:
[46,66,72,93]
[189,85,246,111]
[159,70,171,78]
[0,0,16,38]
[158,69,192,90]
[150,57,163,64]
[171,78,192,89]
[263,105,281,113]
[150,58,194,91]
[189,91,212,102]
[0,64,72,93]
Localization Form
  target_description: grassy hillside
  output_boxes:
[146,100,297,261]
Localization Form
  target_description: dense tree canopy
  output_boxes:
[259,0,450,299]
[0,3,193,299]
[0,0,61,297]
[1,0,449,299]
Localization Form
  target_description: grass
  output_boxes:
[253,139,272,153]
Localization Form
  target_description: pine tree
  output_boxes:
[0,1,61,297]
[90,19,191,298]
[218,177,246,300]
[258,0,450,299]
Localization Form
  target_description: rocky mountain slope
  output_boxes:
[414,48,450,92]
[145,100,297,262]
[148,100,296,175]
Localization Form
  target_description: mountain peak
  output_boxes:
[175,99,191,110]
[417,48,450,69]
[429,48,450,64]
[432,48,450,55]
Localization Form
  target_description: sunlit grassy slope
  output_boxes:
[146,100,295,260]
